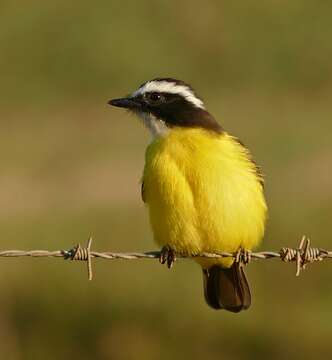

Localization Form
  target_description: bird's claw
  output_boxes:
[159,246,176,269]
[235,248,252,266]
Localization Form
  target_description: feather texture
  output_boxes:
[142,127,267,270]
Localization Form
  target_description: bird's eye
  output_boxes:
[145,92,164,105]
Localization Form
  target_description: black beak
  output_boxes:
[108,97,141,109]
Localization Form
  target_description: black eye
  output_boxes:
[145,92,164,105]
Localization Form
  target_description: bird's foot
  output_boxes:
[159,246,176,269]
[235,248,252,266]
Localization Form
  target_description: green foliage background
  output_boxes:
[0,1,331,359]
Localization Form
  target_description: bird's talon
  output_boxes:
[159,246,176,269]
[235,248,252,266]
[167,252,176,269]
[159,248,167,264]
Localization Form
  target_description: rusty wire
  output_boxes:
[0,236,331,280]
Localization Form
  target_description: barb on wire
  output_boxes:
[68,237,93,280]
[280,236,327,276]
[0,236,331,280]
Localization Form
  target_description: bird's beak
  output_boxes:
[108,97,141,109]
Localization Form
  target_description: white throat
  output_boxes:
[137,111,169,138]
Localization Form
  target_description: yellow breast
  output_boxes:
[142,127,267,268]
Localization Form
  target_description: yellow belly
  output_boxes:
[142,128,267,268]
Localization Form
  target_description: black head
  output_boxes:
[108,78,223,134]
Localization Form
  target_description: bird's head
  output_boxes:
[108,78,222,137]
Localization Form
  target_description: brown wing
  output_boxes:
[141,181,146,203]
[251,159,264,188]
[235,138,264,188]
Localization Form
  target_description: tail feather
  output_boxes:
[203,263,251,312]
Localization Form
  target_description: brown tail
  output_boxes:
[202,262,251,312]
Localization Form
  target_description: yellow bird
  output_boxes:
[109,78,267,312]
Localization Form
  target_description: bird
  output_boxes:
[108,78,267,312]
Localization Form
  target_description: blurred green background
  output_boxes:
[0,1,331,359]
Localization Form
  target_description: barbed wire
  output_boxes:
[0,236,330,280]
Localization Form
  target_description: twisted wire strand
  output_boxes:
[0,236,331,279]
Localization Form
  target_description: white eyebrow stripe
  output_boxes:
[132,81,205,109]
